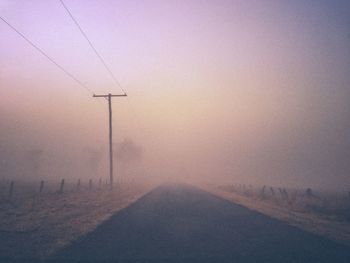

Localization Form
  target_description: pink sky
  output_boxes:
[1,0,350,189]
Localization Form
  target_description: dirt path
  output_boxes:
[50,184,350,263]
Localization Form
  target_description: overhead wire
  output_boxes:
[0,15,95,96]
[59,0,146,133]
[59,0,127,96]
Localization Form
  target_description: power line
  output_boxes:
[59,0,127,95]
[59,1,146,148]
[59,0,147,141]
[0,15,94,95]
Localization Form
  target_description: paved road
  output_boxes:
[52,184,350,263]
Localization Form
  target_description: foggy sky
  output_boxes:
[1,0,350,189]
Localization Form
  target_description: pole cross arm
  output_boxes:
[93,94,127,97]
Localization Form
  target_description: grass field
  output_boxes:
[0,179,156,259]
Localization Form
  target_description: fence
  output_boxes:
[0,177,112,203]
[218,183,350,221]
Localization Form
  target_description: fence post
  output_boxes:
[59,179,65,193]
[76,179,81,191]
[261,185,266,199]
[278,188,284,199]
[8,181,14,198]
[39,180,44,194]
[283,188,289,201]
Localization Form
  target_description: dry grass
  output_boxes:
[200,183,350,247]
[0,181,156,259]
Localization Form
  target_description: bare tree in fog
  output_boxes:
[84,147,104,177]
[114,139,143,178]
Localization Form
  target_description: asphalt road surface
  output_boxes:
[51,184,350,263]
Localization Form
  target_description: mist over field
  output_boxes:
[1,0,350,190]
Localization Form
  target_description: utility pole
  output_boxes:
[93,93,127,188]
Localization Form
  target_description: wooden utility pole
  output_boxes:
[93,93,127,188]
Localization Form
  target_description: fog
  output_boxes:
[1,0,350,190]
